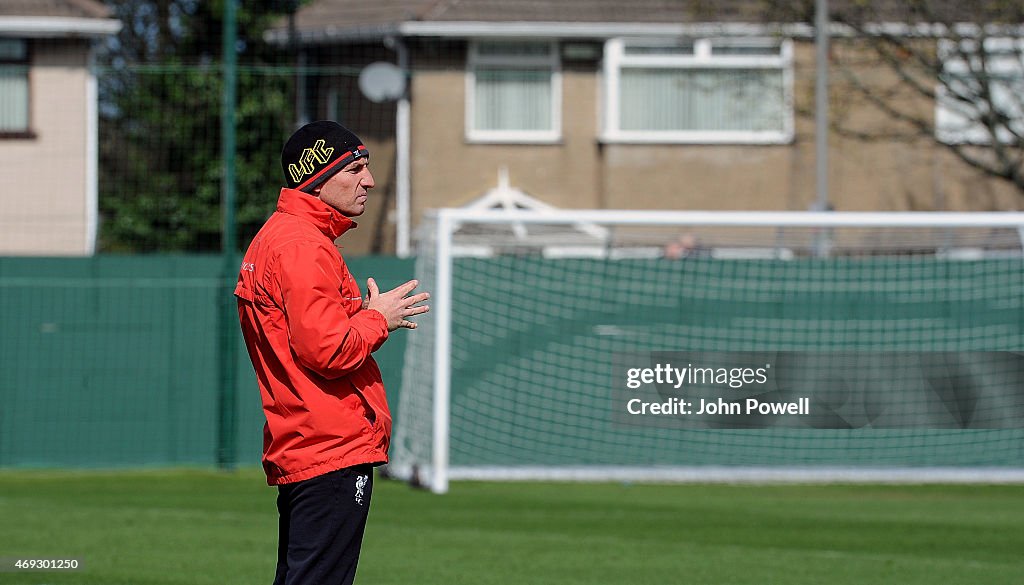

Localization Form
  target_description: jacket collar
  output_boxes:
[276,188,356,240]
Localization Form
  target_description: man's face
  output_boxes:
[315,157,374,217]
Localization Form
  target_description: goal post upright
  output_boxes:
[430,210,456,494]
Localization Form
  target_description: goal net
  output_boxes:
[390,210,1024,493]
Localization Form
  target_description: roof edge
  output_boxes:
[267,21,818,45]
[265,23,402,45]
[400,21,815,39]
[267,20,1024,46]
[0,16,121,38]
[402,20,1024,39]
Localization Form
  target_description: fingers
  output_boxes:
[390,279,419,297]
[363,277,430,332]
[394,304,429,335]
[403,292,430,307]
[371,278,424,299]
[402,305,430,317]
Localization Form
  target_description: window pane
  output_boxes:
[624,43,694,56]
[619,67,784,132]
[711,43,781,56]
[937,39,1023,144]
[0,39,26,61]
[475,41,550,58]
[474,67,552,132]
[938,73,1024,143]
[0,65,29,131]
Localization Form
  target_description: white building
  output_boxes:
[0,0,119,255]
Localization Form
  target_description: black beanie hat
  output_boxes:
[281,120,369,193]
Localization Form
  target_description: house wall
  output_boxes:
[404,37,1020,242]
[827,39,1020,212]
[309,43,398,254]
[319,36,1020,253]
[411,44,607,218]
[0,38,93,255]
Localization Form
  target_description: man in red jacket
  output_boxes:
[236,121,429,585]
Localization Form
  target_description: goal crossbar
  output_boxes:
[436,209,1024,228]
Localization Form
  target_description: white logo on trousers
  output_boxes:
[355,475,368,505]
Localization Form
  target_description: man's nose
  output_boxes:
[362,169,375,189]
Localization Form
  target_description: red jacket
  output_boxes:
[235,188,391,485]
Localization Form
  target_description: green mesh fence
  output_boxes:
[0,256,412,469]
[96,60,396,254]
[0,4,414,470]
[455,257,1024,467]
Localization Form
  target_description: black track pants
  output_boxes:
[272,465,374,585]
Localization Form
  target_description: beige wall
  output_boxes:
[0,38,93,255]
[311,43,398,254]
[411,61,604,218]
[404,37,1021,242]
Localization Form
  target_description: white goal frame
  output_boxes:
[418,209,1024,493]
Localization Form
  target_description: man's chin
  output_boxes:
[343,204,365,218]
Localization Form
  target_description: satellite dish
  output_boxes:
[358,62,406,103]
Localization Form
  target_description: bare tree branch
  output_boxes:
[765,0,1024,195]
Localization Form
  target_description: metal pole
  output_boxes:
[396,39,412,257]
[289,1,308,128]
[217,0,239,470]
[85,43,98,254]
[815,0,830,212]
[294,40,308,125]
[288,4,303,128]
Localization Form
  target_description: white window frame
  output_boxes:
[935,37,1024,145]
[465,39,561,143]
[601,37,794,144]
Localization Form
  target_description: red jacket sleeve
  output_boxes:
[277,240,389,379]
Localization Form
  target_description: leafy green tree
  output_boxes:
[98,0,296,251]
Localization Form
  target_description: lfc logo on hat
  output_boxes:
[287,139,335,184]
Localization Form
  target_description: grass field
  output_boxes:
[0,469,1022,585]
